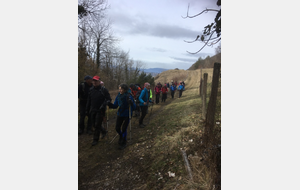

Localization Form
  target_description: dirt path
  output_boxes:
[78,70,208,189]
[78,87,185,190]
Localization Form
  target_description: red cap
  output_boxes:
[92,76,100,81]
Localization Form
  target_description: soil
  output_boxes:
[78,97,176,190]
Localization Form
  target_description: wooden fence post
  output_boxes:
[202,73,208,119]
[204,63,221,145]
[199,67,203,96]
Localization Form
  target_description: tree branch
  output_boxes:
[182,5,219,19]
[186,31,216,54]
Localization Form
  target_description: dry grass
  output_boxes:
[154,69,188,84]
[146,69,220,190]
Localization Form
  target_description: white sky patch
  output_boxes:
[107,0,219,69]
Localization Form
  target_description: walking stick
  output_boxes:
[129,104,132,141]
[106,105,109,143]
[147,102,154,125]
[109,134,119,144]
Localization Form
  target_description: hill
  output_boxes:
[141,68,169,77]
[188,53,221,70]
[154,69,188,84]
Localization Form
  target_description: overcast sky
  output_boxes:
[106,0,220,70]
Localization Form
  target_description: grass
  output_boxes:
[141,88,209,189]
[145,69,220,190]
[78,68,221,190]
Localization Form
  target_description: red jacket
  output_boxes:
[154,86,161,95]
[162,87,168,94]
[130,86,141,99]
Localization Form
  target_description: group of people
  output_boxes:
[78,75,154,150]
[154,81,186,104]
[78,75,186,150]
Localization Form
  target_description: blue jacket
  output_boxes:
[178,84,185,91]
[110,92,136,117]
[170,85,177,91]
[139,88,152,106]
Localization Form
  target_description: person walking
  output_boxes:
[182,81,185,87]
[154,83,161,104]
[78,75,93,135]
[86,76,112,146]
[129,83,142,117]
[138,83,153,128]
[161,84,168,102]
[178,82,185,98]
[107,84,136,150]
[170,83,177,99]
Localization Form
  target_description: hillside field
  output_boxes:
[78,68,220,190]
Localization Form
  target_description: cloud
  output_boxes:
[146,47,167,52]
[109,11,200,39]
[170,56,197,62]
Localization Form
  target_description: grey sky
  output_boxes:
[106,0,220,70]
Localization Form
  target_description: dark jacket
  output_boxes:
[78,82,93,104]
[110,92,136,117]
[86,85,112,113]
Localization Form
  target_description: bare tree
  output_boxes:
[183,0,221,54]
[88,19,118,69]
[78,0,109,31]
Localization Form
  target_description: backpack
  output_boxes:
[135,89,142,104]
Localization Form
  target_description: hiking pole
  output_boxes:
[106,105,109,143]
[129,104,132,141]
[147,102,154,125]
[109,134,119,144]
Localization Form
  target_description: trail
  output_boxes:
[78,69,208,190]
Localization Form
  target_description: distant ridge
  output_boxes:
[141,68,169,77]
[142,68,169,73]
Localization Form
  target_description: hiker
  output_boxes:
[138,82,153,128]
[161,84,168,102]
[167,82,170,88]
[154,83,161,104]
[178,82,185,98]
[78,75,93,135]
[182,81,185,87]
[86,76,112,146]
[100,81,105,87]
[148,84,153,101]
[129,83,142,117]
[170,83,177,99]
[107,84,136,150]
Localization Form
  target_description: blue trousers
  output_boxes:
[115,116,130,141]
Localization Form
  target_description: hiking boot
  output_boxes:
[139,124,145,128]
[91,141,98,146]
[101,131,107,139]
[119,140,127,150]
[118,136,122,145]
[78,129,84,135]
[87,130,93,135]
